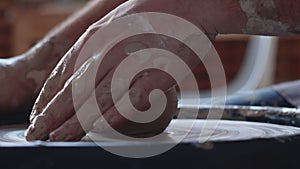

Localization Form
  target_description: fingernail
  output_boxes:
[25,124,43,141]
[24,124,36,141]
[26,117,48,141]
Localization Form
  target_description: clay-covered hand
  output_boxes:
[0,47,63,115]
[25,31,181,141]
[0,56,38,114]
[25,0,214,141]
[25,38,180,141]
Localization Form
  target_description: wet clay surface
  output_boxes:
[2,119,300,144]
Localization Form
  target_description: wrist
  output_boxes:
[0,59,37,113]
[108,0,217,68]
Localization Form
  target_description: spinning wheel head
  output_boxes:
[1,120,300,144]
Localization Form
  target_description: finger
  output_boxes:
[48,86,115,141]
[29,22,110,122]
[48,68,120,141]
[25,57,112,141]
[49,115,85,142]
[29,32,131,122]
[94,88,178,137]
[93,71,178,137]
[48,70,177,141]
[25,76,76,141]
[30,37,90,122]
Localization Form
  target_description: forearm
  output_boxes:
[22,0,127,96]
[24,0,127,70]
[189,0,300,36]
[129,0,300,36]
[22,0,300,76]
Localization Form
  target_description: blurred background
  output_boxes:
[0,0,300,91]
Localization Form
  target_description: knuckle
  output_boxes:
[99,80,112,94]
[34,114,53,130]
[55,82,72,104]
[129,88,145,104]
[96,95,108,110]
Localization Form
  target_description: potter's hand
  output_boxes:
[25,0,215,141]
[25,28,179,141]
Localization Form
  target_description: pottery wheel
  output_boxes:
[1,120,300,144]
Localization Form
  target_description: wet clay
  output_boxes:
[239,0,290,34]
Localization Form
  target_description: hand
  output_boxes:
[0,46,60,115]
[25,33,180,141]
[25,0,216,141]
[0,56,36,114]
[0,33,84,115]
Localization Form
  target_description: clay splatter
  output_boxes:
[239,0,290,34]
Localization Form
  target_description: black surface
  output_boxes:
[1,137,300,169]
[0,108,30,125]
[0,98,300,169]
